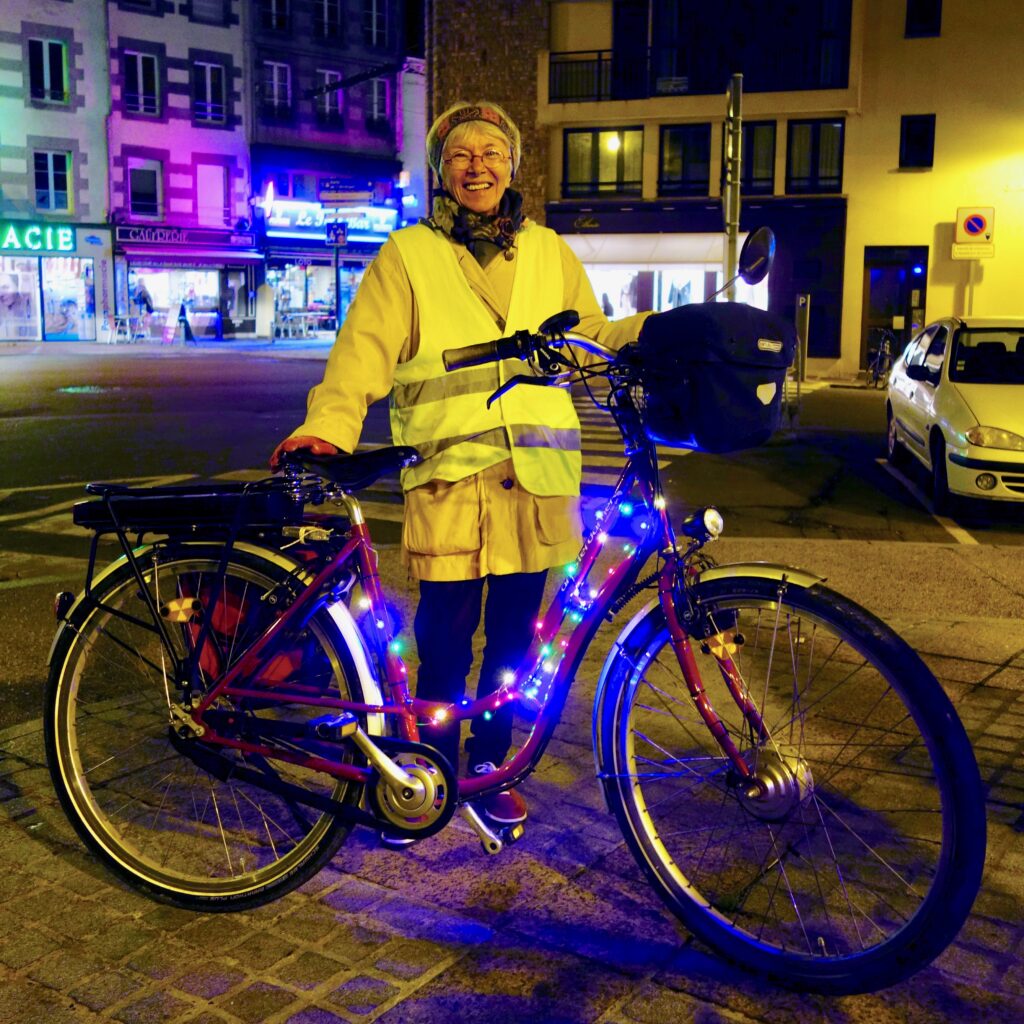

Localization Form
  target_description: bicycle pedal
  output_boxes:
[308,711,358,741]
[499,822,526,845]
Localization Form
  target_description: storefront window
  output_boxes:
[581,262,769,319]
[42,256,96,340]
[0,257,41,339]
[127,266,221,338]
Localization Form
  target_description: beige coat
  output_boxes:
[292,225,649,581]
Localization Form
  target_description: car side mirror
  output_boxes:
[905,364,930,382]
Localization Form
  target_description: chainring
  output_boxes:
[365,737,458,841]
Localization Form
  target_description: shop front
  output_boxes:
[114,225,264,340]
[546,198,847,358]
[0,219,114,341]
[259,199,399,337]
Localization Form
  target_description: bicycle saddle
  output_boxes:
[291,445,422,491]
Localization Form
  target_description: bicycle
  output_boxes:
[867,328,897,387]
[45,232,985,995]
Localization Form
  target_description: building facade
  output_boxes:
[0,0,114,341]
[107,0,259,340]
[430,0,1024,376]
[248,0,411,332]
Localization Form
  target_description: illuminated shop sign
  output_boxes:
[114,226,255,247]
[265,200,398,244]
[0,219,76,252]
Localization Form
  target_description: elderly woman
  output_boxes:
[272,100,648,832]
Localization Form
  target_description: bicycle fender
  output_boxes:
[696,561,826,589]
[592,597,661,811]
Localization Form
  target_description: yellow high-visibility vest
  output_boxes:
[388,222,582,496]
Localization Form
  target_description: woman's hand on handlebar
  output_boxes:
[270,435,339,470]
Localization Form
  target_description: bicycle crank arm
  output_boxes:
[459,803,526,855]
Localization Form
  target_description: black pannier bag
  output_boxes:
[633,302,797,453]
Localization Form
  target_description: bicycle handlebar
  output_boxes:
[441,309,617,373]
[442,329,534,371]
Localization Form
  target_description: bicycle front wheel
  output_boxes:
[45,544,371,910]
[596,575,985,994]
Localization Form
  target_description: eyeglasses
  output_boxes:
[442,148,510,171]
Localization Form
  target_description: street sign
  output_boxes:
[326,222,348,247]
[952,242,994,260]
[319,178,374,206]
[955,206,994,243]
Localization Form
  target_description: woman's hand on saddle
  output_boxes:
[270,435,340,470]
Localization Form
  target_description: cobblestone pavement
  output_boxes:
[2,543,1023,1023]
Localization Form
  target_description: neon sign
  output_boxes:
[0,220,76,253]
[264,200,398,243]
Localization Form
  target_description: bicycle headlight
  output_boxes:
[965,426,1024,451]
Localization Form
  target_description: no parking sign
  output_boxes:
[955,207,994,243]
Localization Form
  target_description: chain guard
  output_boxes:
[365,737,458,841]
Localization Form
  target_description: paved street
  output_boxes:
[1,339,1023,1021]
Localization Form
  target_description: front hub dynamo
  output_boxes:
[368,739,456,841]
[737,747,813,821]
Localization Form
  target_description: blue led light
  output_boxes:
[619,501,634,516]
[912,265,924,275]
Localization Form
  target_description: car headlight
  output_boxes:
[965,426,1024,451]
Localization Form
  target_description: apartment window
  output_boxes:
[128,160,162,217]
[905,0,941,37]
[124,51,160,115]
[315,0,343,40]
[741,121,775,195]
[260,0,290,32]
[367,77,389,127]
[659,124,711,196]
[316,69,343,123]
[786,118,844,193]
[34,151,70,210]
[364,0,387,47]
[196,163,229,226]
[190,0,228,24]
[900,114,936,168]
[262,61,291,115]
[28,39,67,103]
[563,127,643,198]
[193,62,226,124]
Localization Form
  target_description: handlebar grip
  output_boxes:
[442,339,503,371]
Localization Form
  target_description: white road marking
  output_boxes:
[875,458,979,545]
[0,574,68,591]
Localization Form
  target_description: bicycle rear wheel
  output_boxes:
[46,544,371,910]
[596,575,985,994]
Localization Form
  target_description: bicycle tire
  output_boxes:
[595,575,985,994]
[45,543,375,910]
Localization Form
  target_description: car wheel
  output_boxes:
[931,432,952,515]
[886,408,908,467]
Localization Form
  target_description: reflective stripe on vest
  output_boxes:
[388,223,581,495]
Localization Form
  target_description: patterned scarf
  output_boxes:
[427,188,525,265]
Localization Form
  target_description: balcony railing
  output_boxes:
[550,44,848,102]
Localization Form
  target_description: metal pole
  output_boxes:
[723,73,743,301]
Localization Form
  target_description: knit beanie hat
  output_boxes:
[426,101,522,179]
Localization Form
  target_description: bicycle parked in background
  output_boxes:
[867,327,898,387]
[44,231,985,995]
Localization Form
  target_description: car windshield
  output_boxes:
[949,328,1024,384]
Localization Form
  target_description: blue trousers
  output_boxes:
[413,571,548,774]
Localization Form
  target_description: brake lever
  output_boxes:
[486,374,565,409]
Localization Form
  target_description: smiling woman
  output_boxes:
[271,98,652,829]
